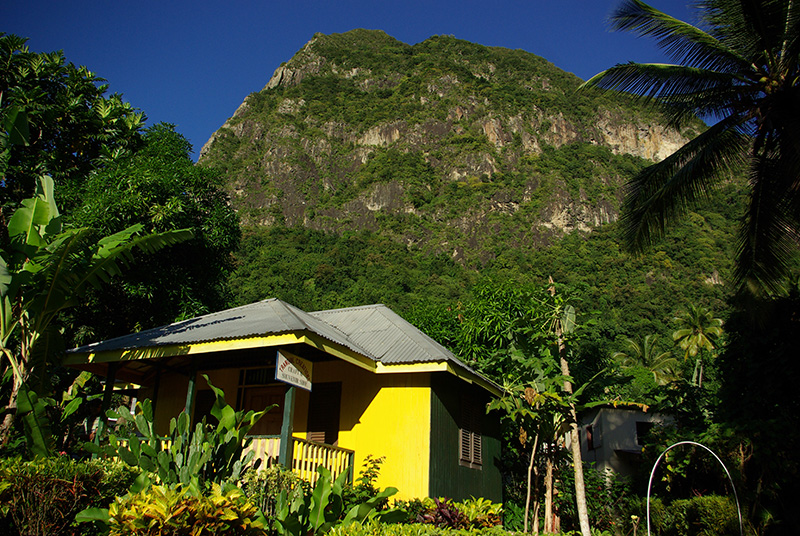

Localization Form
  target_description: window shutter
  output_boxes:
[459,394,482,469]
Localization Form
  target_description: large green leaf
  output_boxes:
[8,197,52,249]
[3,106,30,146]
[16,383,53,458]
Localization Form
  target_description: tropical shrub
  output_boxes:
[456,497,502,529]
[411,497,502,530]
[274,466,404,536]
[87,376,270,488]
[327,520,510,536]
[415,498,467,529]
[342,455,387,513]
[0,456,139,536]
[240,465,305,518]
[104,482,267,536]
[556,462,633,533]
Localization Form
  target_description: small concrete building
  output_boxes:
[579,405,669,477]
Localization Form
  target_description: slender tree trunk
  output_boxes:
[532,441,541,536]
[547,278,590,535]
[544,453,554,533]
[566,408,590,536]
[532,468,541,536]
[525,431,539,533]
[558,332,591,536]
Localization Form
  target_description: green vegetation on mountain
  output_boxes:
[199,30,702,266]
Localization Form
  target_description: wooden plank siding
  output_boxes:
[428,374,502,502]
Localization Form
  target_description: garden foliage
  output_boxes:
[103,482,267,536]
[86,376,271,488]
[0,456,139,536]
[274,465,404,536]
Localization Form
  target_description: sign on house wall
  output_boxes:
[276,350,313,391]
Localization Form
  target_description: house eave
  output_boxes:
[376,361,502,397]
[63,331,377,374]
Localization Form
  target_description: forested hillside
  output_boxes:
[199,29,706,263]
[201,29,736,366]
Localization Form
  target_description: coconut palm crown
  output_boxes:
[582,0,800,297]
[613,334,678,385]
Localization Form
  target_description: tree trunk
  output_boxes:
[525,431,539,533]
[544,454,554,533]
[558,333,591,536]
[0,378,21,447]
[547,278,590,536]
[567,410,590,536]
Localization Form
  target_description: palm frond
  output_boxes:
[622,114,750,251]
[610,0,749,72]
[78,228,194,293]
[735,151,800,296]
[580,62,748,125]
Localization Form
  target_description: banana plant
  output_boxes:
[0,174,192,452]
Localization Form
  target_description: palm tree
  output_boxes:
[672,305,723,387]
[613,334,679,385]
[582,0,800,297]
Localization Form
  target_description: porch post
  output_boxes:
[184,363,198,416]
[151,362,162,418]
[94,362,119,446]
[278,386,296,467]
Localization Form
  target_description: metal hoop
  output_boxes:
[646,440,743,536]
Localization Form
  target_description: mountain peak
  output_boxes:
[200,31,696,264]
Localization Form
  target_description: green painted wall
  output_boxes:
[428,374,502,501]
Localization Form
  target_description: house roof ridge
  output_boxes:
[312,303,385,315]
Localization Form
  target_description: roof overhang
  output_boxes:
[64,330,378,374]
[375,361,503,397]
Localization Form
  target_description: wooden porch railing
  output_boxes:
[116,435,353,485]
[290,437,355,486]
[243,435,281,467]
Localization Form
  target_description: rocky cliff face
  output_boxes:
[199,30,694,264]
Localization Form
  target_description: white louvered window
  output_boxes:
[459,395,482,469]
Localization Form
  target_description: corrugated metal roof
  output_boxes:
[68,299,500,393]
[310,304,499,390]
[68,298,369,358]
[310,304,452,364]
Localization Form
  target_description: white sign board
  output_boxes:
[275,350,313,391]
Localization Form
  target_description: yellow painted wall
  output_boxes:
[307,361,432,500]
[149,359,433,500]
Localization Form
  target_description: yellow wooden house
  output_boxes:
[65,299,502,501]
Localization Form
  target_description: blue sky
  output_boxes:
[5,1,695,160]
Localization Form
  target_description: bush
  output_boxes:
[665,495,741,536]
[342,455,387,513]
[410,497,502,530]
[416,498,468,529]
[240,465,305,518]
[327,520,509,536]
[274,466,404,536]
[619,495,743,536]
[556,462,633,533]
[456,497,502,529]
[89,377,270,488]
[105,482,267,536]
[0,456,136,536]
